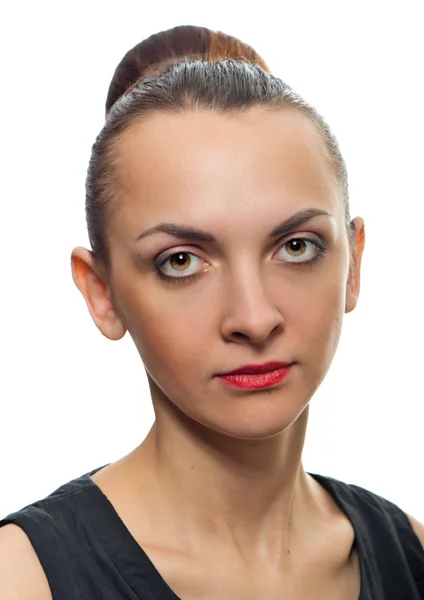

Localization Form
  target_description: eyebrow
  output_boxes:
[136,208,333,243]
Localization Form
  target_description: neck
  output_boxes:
[130,397,321,566]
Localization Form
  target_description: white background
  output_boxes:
[1,1,423,521]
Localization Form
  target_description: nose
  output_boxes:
[220,269,284,345]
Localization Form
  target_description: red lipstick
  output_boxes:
[216,362,293,389]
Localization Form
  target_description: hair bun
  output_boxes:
[105,25,269,114]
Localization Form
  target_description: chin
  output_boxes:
[192,399,310,442]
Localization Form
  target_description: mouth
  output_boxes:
[216,364,293,390]
[216,361,293,376]
[219,364,293,389]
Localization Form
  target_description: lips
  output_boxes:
[217,361,292,376]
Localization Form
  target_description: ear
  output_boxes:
[345,217,365,314]
[71,247,126,340]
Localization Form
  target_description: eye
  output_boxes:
[152,251,207,284]
[276,237,325,264]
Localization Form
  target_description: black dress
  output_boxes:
[1,464,423,599]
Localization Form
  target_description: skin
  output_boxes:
[71,106,367,597]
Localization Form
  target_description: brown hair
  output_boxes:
[86,25,351,265]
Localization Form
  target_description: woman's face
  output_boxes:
[90,107,364,439]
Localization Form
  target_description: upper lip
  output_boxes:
[217,361,293,376]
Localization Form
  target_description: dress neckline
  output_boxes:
[79,465,369,600]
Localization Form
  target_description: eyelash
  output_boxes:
[151,238,327,286]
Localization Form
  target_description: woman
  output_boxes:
[1,24,423,600]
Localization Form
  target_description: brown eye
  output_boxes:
[155,251,205,279]
[276,238,324,264]
[169,252,193,271]
[285,239,307,256]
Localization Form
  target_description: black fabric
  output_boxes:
[1,464,423,599]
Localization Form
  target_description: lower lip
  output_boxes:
[217,366,293,389]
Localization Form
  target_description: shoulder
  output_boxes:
[0,523,52,600]
[342,478,424,549]
[312,473,424,550]
[406,514,424,549]
[347,480,424,549]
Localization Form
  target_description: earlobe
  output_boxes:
[345,217,365,314]
[71,247,126,340]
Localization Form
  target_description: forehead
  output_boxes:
[112,107,342,233]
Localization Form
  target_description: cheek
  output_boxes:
[290,274,346,359]
[116,279,209,379]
